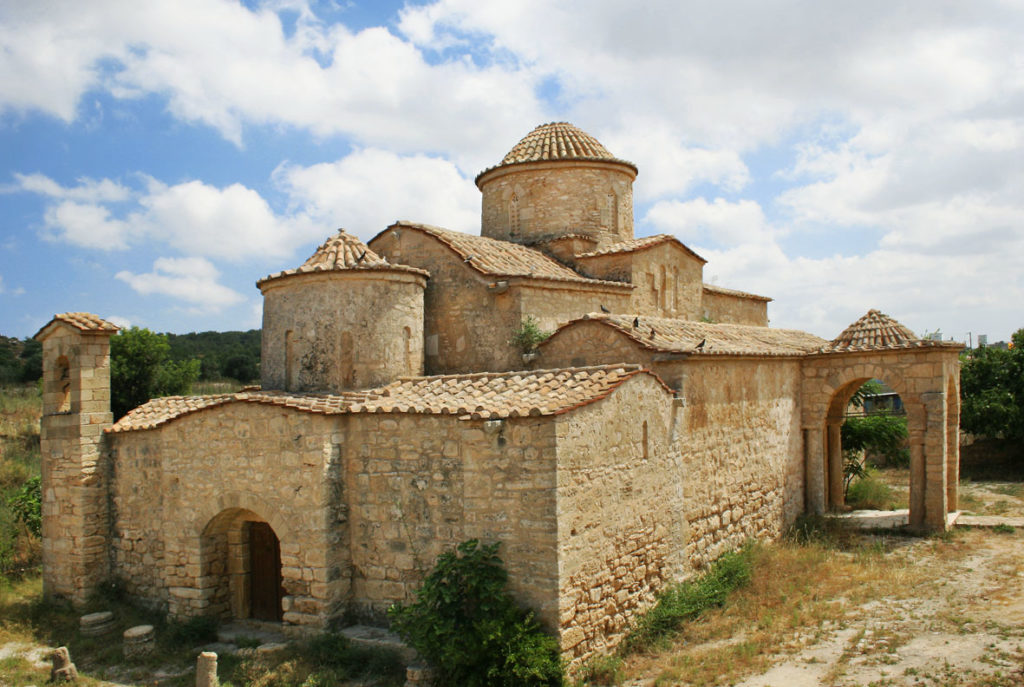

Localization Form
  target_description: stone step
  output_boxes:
[340,625,417,663]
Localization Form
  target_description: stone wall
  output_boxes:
[479,162,636,249]
[675,358,805,566]
[343,414,560,627]
[371,229,631,374]
[371,229,523,374]
[108,404,340,625]
[554,373,683,665]
[260,271,425,392]
[575,244,704,320]
[701,287,769,326]
[515,282,632,343]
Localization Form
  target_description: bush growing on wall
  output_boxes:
[388,539,564,686]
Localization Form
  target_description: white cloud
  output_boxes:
[646,198,772,248]
[275,148,479,240]
[0,0,542,170]
[24,174,321,260]
[134,179,319,261]
[115,257,244,311]
[42,201,136,250]
[13,173,132,203]
[106,315,133,330]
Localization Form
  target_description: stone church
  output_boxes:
[36,123,962,667]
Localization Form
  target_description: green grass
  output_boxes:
[621,544,754,654]
[847,473,899,511]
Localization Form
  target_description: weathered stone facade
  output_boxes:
[37,123,961,672]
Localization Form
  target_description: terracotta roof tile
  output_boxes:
[391,222,631,289]
[575,234,707,264]
[821,309,962,353]
[476,122,637,184]
[544,314,827,357]
[108,365,666,433]
[258,230,427,287]
[702,283,772,302]
[34,312,119,340]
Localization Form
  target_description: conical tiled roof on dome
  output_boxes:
[824,310,922,352]
[476,122,637,185]
[257,230,428,288]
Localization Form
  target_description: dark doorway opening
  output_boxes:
[248,521,283,621]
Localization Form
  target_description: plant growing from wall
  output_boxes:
[509,316,552,354]
[388,539,564,686]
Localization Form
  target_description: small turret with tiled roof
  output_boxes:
[823,309,962,353]
[477,122,638,250]
[258,229,428,393]
[257,229,426,288]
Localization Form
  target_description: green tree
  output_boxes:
[111,327,201,419]
[960,329,1024,441]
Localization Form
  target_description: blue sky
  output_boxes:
[2,0,1022,343]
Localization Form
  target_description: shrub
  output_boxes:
[10,476,41,537]
[845,472,897,510]
[388,539,564,686]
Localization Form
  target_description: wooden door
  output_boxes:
[249,521,283,621]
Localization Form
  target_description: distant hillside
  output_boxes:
[166,330,261,383]
[0,329,262,385]
[0,335,41,384]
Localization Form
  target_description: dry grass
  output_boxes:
[614,529,938,686]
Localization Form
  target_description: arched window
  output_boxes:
[509,193,520,235]
[56,355,71,413]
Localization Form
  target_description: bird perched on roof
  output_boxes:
[355,250,367,264]
[633,317,639,328]
[464,255,475,263]
[695,338,706,351]
[649,327,657,338]
[600,304,611,313]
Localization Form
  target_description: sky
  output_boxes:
[1,0,1022,344]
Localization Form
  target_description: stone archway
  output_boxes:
[200,509,284,622]
[802,351,960,531]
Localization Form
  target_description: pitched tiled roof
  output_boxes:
[34,312,119,340]
[476,122,637,184]
[390,222,631,289]
[543,314,827,357]
[107,364,667,432]
[821,309,962,353]
[258,230,427,287]
[575,234,707,264]
[702,283,772,302]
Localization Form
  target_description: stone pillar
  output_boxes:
[196,651,219,687]
[35,317,116,606]
[827,422,844,510]
[804,426,826,514]
[922,391,949,530]
[945,372,960,512]
[908,429,926,530]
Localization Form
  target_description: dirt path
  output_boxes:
[734,529,1024,686]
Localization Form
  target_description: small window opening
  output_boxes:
[57,355,71,413]
[642,420,649,460]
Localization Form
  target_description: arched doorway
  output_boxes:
[201,509,284,622]
[823,377,911,513]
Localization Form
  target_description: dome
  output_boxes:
[476,122,636,186]
[827,310,919,351]
[257,230,426,288]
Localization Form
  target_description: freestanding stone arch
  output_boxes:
[801,311,962,531]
